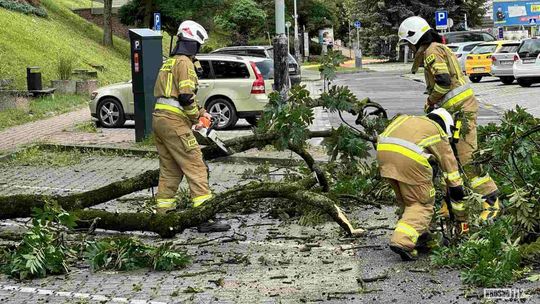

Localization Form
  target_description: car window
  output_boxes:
[518,39,540,58]
[198,60,212,79]
[497,44,520,53]
[470,45,497,54]
[255,60,274,79]
[212,60,250,79]
[463,44,479,52]
[447,45,459,52]
[246,50,267,58]
[482,33,495,41]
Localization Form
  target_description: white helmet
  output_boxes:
[177,20,208,45]
[429,108,454,137]
[398,16,431,45]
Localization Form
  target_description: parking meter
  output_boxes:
[129,29,162,142]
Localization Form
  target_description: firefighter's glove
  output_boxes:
[449,185,465,201]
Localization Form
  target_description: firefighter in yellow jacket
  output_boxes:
[377,109,466,260]
[397,16,500,222]
[153,20,229,232]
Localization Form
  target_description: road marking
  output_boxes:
[0,284,168,304]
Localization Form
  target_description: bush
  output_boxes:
[309,40,322,56]
[0,0,48,17]
[56,56,76,80]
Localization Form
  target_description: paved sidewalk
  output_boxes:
[0,107,90,152]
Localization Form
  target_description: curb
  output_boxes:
[0,143,324,167]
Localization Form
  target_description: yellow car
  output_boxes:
[465,40,510,83]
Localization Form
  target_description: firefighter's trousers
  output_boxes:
[454,111,498,196]
[152,110,212,207]
[388,178,435,251]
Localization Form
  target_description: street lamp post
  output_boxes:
[293,0,300,63]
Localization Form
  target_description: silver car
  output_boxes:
[491,42,520,85]
[447,42,482,73]
[90,55,274,129]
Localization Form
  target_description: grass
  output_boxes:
[0,0,130,89]
[9,146,84,167]
[0,94,88,130]
[73,120,99,133]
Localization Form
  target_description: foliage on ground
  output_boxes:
[0,0,130,89]
[0,0,47,17]
[85,238,190,272]
[1,204,77,280]
[0,94,88,130]
[0,204,191,280]
[431,219,523,287]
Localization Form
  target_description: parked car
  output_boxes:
[513,38,540,87]
[90,54,274,129]
[447,41,483,72]
[465,41,510,83]
[441,31,496,44]
[491,41,521,85]
[211,45,301,86]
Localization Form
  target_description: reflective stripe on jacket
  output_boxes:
[376,115,462,187]
[422,42,474,111]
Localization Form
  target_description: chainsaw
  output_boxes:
[192,116,229,154]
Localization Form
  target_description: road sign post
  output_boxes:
[353,20,362,69]
[435,10,448,31]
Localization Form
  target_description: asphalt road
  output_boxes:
[329,71,501,127]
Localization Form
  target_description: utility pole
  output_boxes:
[293,0,300,63]
[274,0,289,100]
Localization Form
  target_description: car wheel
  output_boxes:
[206,98,238,129]
[469,76,482,83]
[245,117,258,126]
[517,78,533,87]
[97,97,125,128]
[500,77,514,85]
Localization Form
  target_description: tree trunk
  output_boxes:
[103,0,113,47]
[74,180,364,238]
[143,0,154,28]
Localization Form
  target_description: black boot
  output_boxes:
[197,219,231,233]
[390,245,418,261]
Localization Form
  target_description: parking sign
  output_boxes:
[154,13,161,32]
[435,10,448,30]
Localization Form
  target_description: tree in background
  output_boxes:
[103,0,113,46]
[214,0,267,46]
[119,0,223,37]
[344,0,487,58]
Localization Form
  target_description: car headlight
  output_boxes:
[90,92,98,100]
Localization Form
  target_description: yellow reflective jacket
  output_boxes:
[421,42,478,113]
[377,115,462,187]
[154,55,201,123]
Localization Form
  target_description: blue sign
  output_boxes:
[154,13,161,31]
[493,0,540,26]
[498,27,504,39]
[354,20,361,29]
[435,10,448,29]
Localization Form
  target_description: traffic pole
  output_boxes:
[273,0,289,101]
